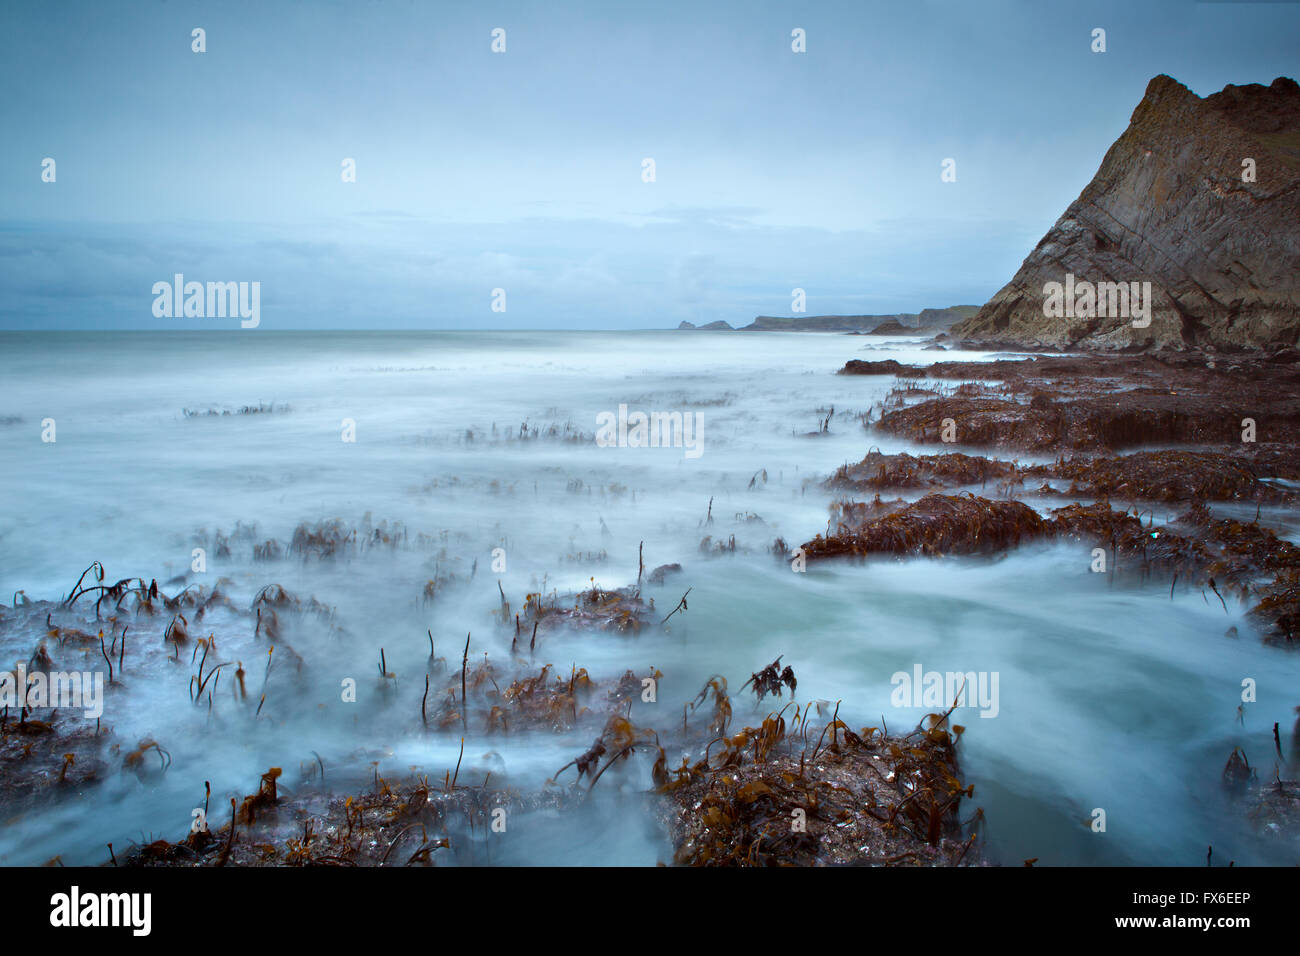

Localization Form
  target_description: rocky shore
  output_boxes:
[826,347,1300,849]
[831,351,1300,641]
[3,570,984,868]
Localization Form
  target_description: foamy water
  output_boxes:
[0,330,1295,865]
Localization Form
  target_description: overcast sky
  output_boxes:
[1,0,1297,330]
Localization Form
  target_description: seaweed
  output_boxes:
[741,657,797,702]
[668,689,977,866]
[827,450,1020,492]
[1023,450,1293,504]
[238,767,283,824]
[553,713,658,791]
[804,494,1048,560]
[867,352,1300,454]
[123,737,171,776]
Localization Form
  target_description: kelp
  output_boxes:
[122,763,585,867]
[122,737,171,777]
[182,402,291,418]
[289,520,356,560]
[510,579,656,636]
[741,657,797,702]
[804,494,1048,560]
[874,393,1254,452]
[828,445,1298,510]
[867,350,1300,454]
[828,450,1020,492]
[0,702,107,808]
[238,767,282,824]
[552,713,658,789]
[1024,450,1293,504]
[839,359,923,376]
[667,692,978,866]
[802,486,1300,641]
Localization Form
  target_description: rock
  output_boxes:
[646,563,682,585]
[838,359,915,375]
[953,75,1300,351]
[802,494,1048,559]
[868,320,910,335]
[916,306,980,329]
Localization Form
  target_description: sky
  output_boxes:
[0,0,1297,330]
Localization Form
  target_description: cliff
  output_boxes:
[952,75,1300,351]
[736,306,977,333]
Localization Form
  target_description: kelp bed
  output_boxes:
[0,696,108,811]
[2,554,984,867]
[858,351,1300,454]
[1025,450,1298,504]
[875,392,1269,452]
[9,349,1299,864]
[811,494,1047,558]
[829,448,1297,505]
[823,348,1300,644]
[818,350,1300,846]
[110,665,984,867]
[124,767,592,867]
[801,493,1300,643]
[0,568,336,826]
[662,693,980,866]
[828,451,1021,494]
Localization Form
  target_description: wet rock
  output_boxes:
[839,359,915,376]
[827,450,1019,491]
[803,494,1048,559]
[647,563,682,585]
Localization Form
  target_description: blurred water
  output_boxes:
[0,330,1295,866]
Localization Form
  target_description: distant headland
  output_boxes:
[677,306,979,334]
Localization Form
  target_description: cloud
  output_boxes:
[0,212,1025,330]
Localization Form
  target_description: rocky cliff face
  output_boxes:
[953,75,1300,351]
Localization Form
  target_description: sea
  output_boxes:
[0,329,1295,865]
